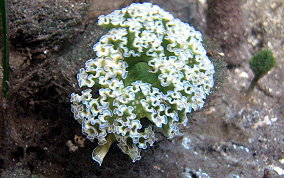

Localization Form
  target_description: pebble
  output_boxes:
[239,71,249,79]
[182,136,192,150]
[269,165,284,176]
[270,2,277,9]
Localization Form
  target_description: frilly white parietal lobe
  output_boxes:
[70,2,214,165]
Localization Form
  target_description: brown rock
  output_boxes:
[207,0,246,66]
[8,0,89,60]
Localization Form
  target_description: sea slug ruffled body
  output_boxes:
[70,2,214,165]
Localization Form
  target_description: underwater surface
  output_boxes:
[0,0,283,177]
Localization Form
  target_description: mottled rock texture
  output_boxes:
[8,0,89,60]
[207,0,247,66]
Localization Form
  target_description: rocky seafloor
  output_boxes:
[0,0,283,177]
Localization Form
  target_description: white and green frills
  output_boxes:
[70,2,214,165]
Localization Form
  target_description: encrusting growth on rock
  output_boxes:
[70,3,215,165]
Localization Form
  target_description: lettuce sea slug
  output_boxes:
[70,2,214,165]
